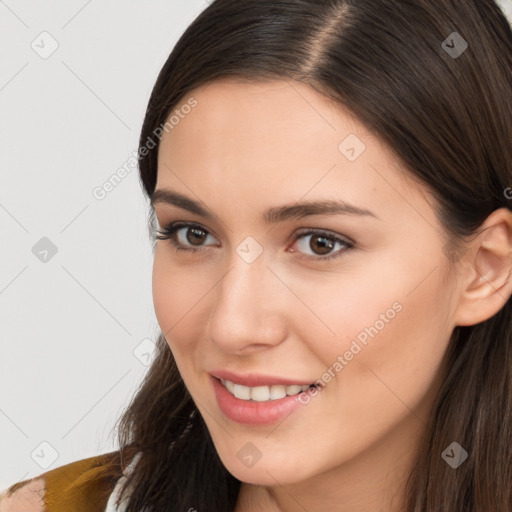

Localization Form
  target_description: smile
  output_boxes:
[220,378,317,402]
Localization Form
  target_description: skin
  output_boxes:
[151,78,512,512]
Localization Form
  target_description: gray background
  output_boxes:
[0,0,209,489]
[1,0,511,490]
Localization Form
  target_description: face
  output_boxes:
[151,78,460,487]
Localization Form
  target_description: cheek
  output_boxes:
[300,249,453,420]
[283,257,406,367]
[152,250,197,329]
[326,269,452,427]
[151,249,213,359]
[317,245,453,369]
[281,272,452,474]
[151,253,173,330]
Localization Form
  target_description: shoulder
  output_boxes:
[0,449,134,512]
[0,476,45,511]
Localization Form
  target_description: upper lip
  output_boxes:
[210,369,315,387]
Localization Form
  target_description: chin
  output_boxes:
[219,452,315,486]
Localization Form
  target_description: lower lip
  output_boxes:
[211,375,318,425]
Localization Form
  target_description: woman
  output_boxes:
[2,0,512,510]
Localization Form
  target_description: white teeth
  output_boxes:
[251,385,272,402]
[269,385,287,400]
[220,379,314,402]
[221,378,236,394]
[286,385,302,395]
[233,383,251,400]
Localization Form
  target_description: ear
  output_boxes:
[454,207,512,327]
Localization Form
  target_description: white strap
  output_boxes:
[104,452,142,512]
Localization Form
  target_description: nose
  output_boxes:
[206,250,288,355]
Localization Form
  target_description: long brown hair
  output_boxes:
[103,0,512,510]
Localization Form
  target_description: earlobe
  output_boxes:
[454,208,512,327]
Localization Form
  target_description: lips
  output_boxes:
[209,369,321,425]
[210,374,319,425]
[210,369,316,387]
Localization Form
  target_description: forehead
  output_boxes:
[155,77,436,227]
[165,77,366,151]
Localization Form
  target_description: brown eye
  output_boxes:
[155,222,354,262]
[290,229,354,262]
[309,234,335,255]
[155,222,218,252]
[185,227,208,246]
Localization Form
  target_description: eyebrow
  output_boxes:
[150,188,379,223]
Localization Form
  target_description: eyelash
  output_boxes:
[155,221,354,262]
